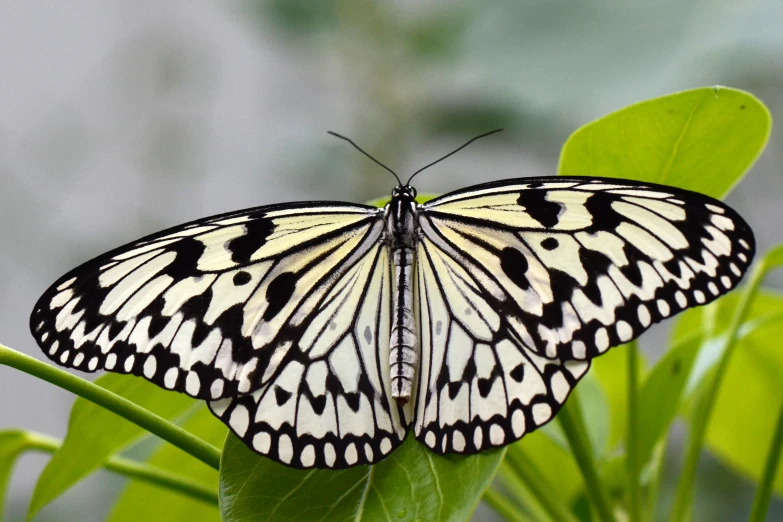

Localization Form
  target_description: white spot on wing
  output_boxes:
[594,328,609,352]
[49,289,74,310]
[473,426,483,449]
[489,424,505,445]
[532,403,552,425]
[186,372,201,396]
[550,371,569,403]
[616,320,633,342]
[253,432,271,454]
[300,445,316,467]
[637,304,651,327]
[56,277,77,291]
[511,409,526,437]
[324,443,336,467]
[229,405,249,436]
[210,378,224,399]
[144,355,157,378]
[278,434,293,464]
[164,367,179,389]
[452,431,466,452]
[344,443,358,465]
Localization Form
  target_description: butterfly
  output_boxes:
[30,131,755,469]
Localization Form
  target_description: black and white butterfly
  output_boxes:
[30,134,754,469]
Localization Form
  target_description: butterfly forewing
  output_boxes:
[30,202,385,403]
[419,177,754,362]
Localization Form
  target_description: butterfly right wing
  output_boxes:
[209,242,412,468]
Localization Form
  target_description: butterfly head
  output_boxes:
[391,185,417,201]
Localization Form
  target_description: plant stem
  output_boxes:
[558,393,617,522]
[0,344,221,470]
[503,446,579,522]
[626,340,642,522]
[748,401,783,522]
[22,431,218,505]
[483,487,534,522]
[495,463,549,521]
[669,259,767,522]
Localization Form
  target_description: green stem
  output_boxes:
[644,442,666,521]
[496,463,548,521]
[0,344,221,470]
[558,393,617,522]
[748,401,783,522]
[21,431,218,505]
[669,260,767,522]
[504,446,579,522]
[483,487,534,522]
[626,340,642,522]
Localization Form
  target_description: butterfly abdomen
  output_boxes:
[390,246,417,403]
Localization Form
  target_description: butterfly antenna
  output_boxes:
[327,131,403,186]
[406,129,503,186]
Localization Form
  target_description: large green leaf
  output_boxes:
[558,87,770,197]
[107,406,225,522]
[705,300,783,495]
[691,265,783,498]
[220,434,504,521]
[28,373,195,518]
[636,335,702,475]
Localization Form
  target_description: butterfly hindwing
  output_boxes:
[413,234,590,453]
[418,177,754,362]
[30,202,385,402]
[209,244,412,468]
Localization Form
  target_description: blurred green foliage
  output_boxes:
[3,1,783,521]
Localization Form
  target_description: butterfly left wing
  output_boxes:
[30,202,386,402]
[412,176,754,454]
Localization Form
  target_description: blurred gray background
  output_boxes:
[1,1,782,520]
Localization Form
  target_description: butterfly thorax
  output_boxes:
[387,186,419,404]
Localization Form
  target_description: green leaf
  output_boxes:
[703,291,783,496]
[573,372,610,461]
[220,434,504,521]
[0,430,28,517]
[28,373,195,519]
[636,335,702,474]
[107,406,225,522]
[558,86,771,197]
